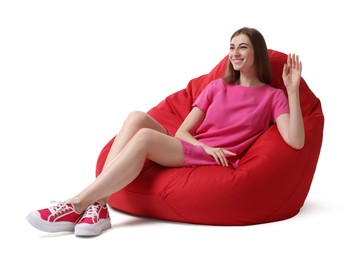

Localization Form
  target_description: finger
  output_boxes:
[220,154,228,167]
[217,150,228,167]
[287,53,291,67]
[216,149,226,166]
[296,55,301,71]
[212,154,221,165]
[223,149,237,156]
[293,54,302,73]
[282,63,288,77]
[291,53,296,68]
[215,149,228,167]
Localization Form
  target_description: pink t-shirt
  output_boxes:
[192,78,289,164]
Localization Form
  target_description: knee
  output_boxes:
[134,128,154,140]
[124,111,149,126]
[132,128,155,147]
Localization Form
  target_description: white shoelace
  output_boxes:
[48,200,74,216]
[82,203,100,219]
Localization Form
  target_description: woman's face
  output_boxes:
[229,34,256,73]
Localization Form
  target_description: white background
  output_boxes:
[1,0,362,259]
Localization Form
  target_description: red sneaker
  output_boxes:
[26,201,83,233]
[74,202,111,236]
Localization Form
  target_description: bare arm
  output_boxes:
[276,53,305,150]
[175,107,236,166]
[175,107,206,146]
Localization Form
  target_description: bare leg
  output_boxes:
[72,128,185,213]
[98,111,168,205]
[104,111,168,167]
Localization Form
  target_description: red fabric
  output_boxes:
[95,50,324,225]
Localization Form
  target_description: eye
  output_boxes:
[229,46,235,50]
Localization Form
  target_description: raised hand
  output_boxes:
[282,53,302,93]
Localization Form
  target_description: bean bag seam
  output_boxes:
[159,195,192,222]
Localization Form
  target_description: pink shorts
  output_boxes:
[164,127,239,169]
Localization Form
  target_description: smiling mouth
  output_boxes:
[232,59,244,63]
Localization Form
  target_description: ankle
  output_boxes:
[73,204,85,214]
[68,197,86,214]
[97,199,108,207]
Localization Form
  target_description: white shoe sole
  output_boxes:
[26,211,75,232]
[74,219,111,237]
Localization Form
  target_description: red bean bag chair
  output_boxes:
[95,50,324,225]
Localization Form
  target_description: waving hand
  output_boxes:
[282,53,302,93]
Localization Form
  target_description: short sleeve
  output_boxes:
[272,90,290,122]
[192,80,217,112]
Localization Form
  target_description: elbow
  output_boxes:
[175,129,184,139]
[288,139,305,150]
[284,129,305,150]
[175,130,181,139]
[291,143,305,150]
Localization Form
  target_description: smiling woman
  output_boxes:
[26,27,323,235]
[95,48,324,226]
[226,27,272,86]
[229,38,265,86]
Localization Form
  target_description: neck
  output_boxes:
[238,73,263,87]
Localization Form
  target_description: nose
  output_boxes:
[232,48,240,56]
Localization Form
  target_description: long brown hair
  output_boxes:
[223,27,271,85]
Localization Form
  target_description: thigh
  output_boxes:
[127,111,169,134]
[138,129,185,167]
